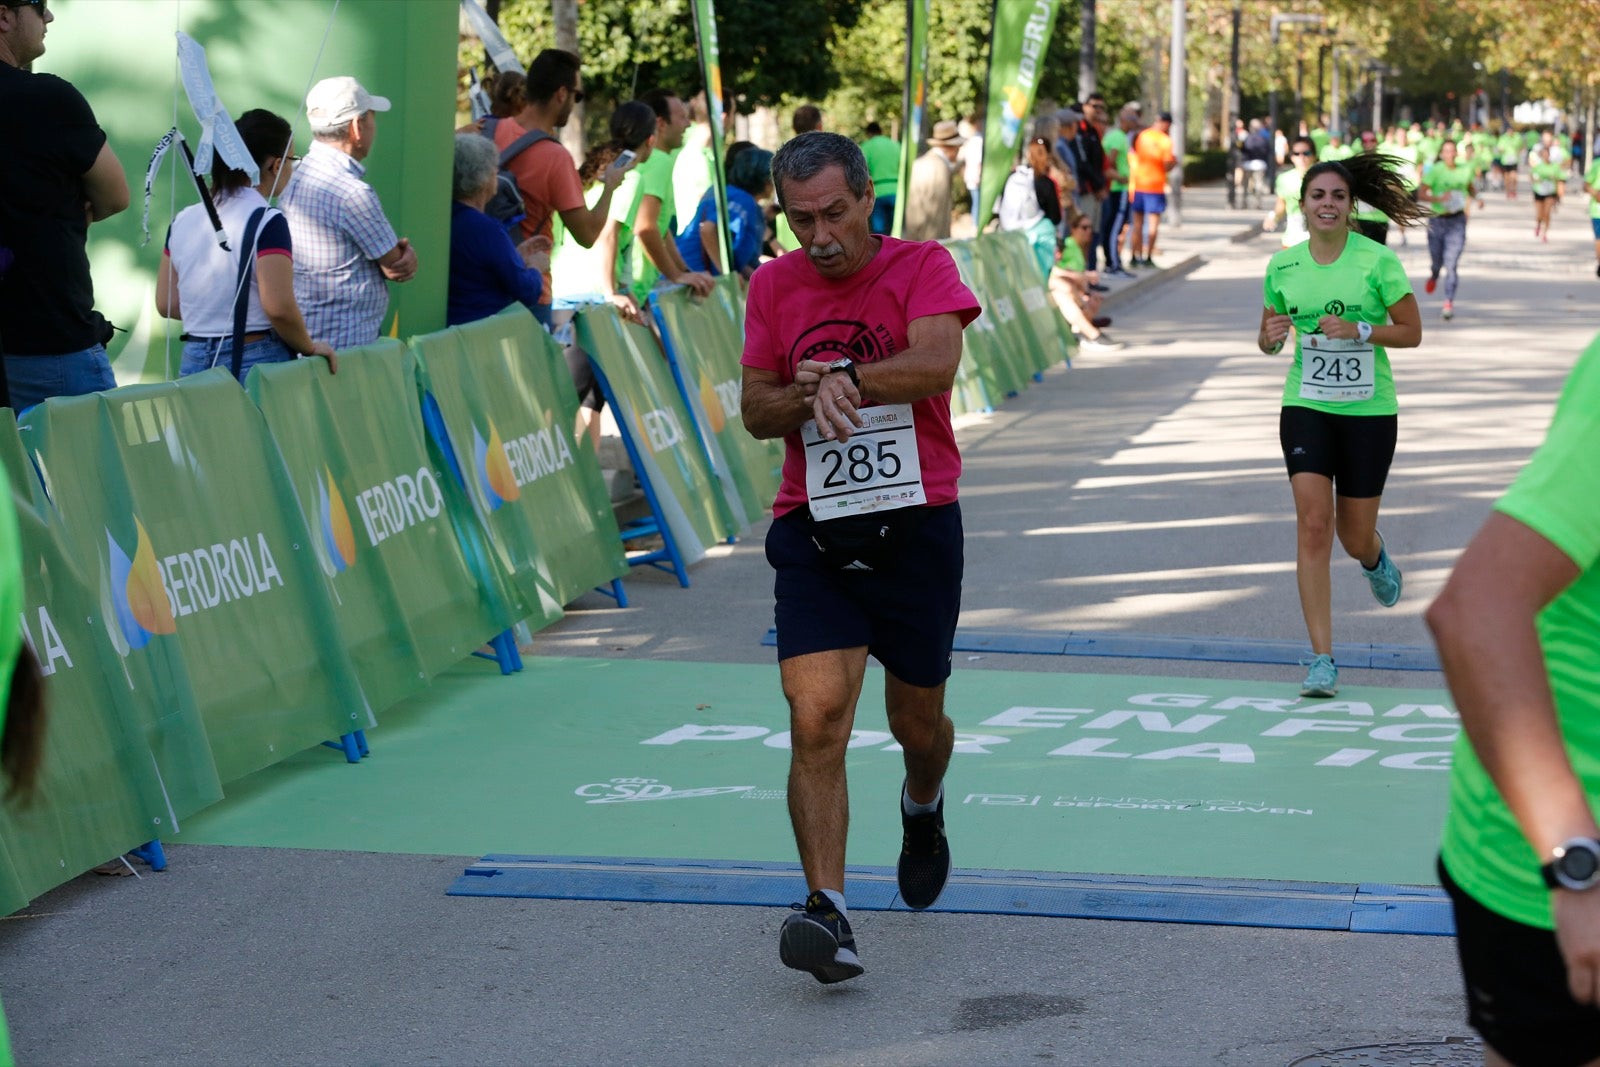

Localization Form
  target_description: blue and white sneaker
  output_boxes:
[1300,654,1338,698]
[1363,534,1403,607]
[779,891,864,984]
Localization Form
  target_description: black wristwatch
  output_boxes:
[1541,838,1600,891]
[825,357,860,389]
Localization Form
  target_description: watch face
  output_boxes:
[1562,845,1600,884]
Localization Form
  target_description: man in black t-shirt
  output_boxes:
[0,0,130,409]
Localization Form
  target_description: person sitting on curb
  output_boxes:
[1049,209,1122,352]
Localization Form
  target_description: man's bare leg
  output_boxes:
[781,646,869,892]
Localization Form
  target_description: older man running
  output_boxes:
[741,132,980,984]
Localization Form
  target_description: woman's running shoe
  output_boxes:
[1300,654,1338,698]
[1441,302,1454,321]
[1424,275,1438,294]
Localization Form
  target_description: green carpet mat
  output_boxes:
[182,657,1455,886]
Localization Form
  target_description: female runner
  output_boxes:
[1258,154,1429,697]
[1420,140,1475,322]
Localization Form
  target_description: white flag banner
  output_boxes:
[460,0,523,74]
[176,31,258,185]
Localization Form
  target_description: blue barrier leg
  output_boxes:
[354,729,370,758]
[130,840,167,872]
[339,732,361,763]
[594,577,629,607]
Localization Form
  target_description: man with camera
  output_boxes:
[740,131,979,985]
[1,0,131,409]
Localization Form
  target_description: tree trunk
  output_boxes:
[553,0,585,163]
[1078,0,1096,102]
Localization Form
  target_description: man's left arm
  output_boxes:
[805,313,965,443]
[345,187,413,281]
[635,194,713,296]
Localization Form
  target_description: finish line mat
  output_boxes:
[182,657,1457,928]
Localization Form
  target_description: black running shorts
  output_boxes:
[1439,857,1600,1067]
[766,502,963,689]
[1279,405,1397,499]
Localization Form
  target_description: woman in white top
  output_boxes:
[156,109,335,381]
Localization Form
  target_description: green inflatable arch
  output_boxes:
[38,0,457,382]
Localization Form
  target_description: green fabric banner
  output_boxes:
[0,483,223,915]
[939,241,1004,415]
[983,232,1067,376]
[691,0,733,271]
[247,342,516,713]
[891,0,932,239]
[576,306,740,562]
[412,308,623,612]
[42,0,457,383]
[977,0,1063,229]
[651,279,781,526]
[18,373,368,784]
[964,238,1035,395]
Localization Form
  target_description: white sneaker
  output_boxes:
[1078,334,1125,352]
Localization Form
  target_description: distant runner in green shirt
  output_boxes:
[1264,135,1316,248]
[1257,153,1428,699]
[1420,140,1476,321]
[1530,144,1567,243]
[1586,155,1600,278]
[1495,128,1523,199]
[1428,332,1600,1065]
[859,122,900,235]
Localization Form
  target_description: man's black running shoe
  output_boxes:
[778,890,864,984]
[897,785,951,909]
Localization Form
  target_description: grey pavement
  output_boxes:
[5,183,1596,1066]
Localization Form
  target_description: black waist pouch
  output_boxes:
[806,506,928,572]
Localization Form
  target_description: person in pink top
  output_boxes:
[740,131,980,985]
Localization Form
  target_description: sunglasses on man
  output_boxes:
[12,0,47,15]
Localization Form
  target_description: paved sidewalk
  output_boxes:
[5,182,1597,1066]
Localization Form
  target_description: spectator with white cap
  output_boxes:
[281,75,417,351]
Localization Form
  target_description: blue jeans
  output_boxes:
[4,343,116,412]
[1098,189,1129,271]
[180,334,294,384]
[870,194,896,235]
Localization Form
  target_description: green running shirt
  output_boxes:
[1262,232,1411,416]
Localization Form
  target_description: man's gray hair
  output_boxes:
[771,132,870,211]
[311,122,352,142]
[453,133,499,201]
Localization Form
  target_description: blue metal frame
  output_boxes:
[586,356,692,588]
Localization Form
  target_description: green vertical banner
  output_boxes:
[892,0,931,239]
[576,306,741,563]
[691,0,733,272]
[939,241,1000,415]
[411,309,625,612]
[247,342,517,714]
[18,374,369,784]
[43,0,457,383]
[0,487,222,915]
[651,278,783,525]
[977,0,1063,230]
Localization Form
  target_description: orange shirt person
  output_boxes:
[1126,112,1178,268]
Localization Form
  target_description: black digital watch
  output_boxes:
[1541,838,1600,891]
[824,357,860,389]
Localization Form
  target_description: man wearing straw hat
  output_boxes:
[903,120,965,243]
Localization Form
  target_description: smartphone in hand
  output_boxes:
[615,149,637,169]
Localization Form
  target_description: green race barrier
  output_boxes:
[577,306,742,564]
[19,373,368,784]
[969,234,1048,384]
[989,230,1076,371]
[0,487,222,915]
[651,278,782,526]
[934,239,998,415]
[412,308,622,612]
[248,343,517,712]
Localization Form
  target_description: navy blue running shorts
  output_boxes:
[1439,857,1600,1067]
[1279,405,1397,499]
[766,502,963,689]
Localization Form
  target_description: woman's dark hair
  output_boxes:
[577,101,657,186]
[2,645,46,804]
[211,109,293,196]
[488,71,526,118]
[1301,153,1431,229]
[727,147,774,196]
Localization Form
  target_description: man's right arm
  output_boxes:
[557,158,632,248]
[741,366,814,440]
[83,141,130,222]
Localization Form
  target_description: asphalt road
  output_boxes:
[4,182,1594,1066]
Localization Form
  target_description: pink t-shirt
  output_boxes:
[741,238,981,518]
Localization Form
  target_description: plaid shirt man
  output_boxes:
[281,139,397,349]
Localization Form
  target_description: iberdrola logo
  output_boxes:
[698,371,726,433]
[472,417,521,510]
[316,466,357,574]
[103,517,176,652]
